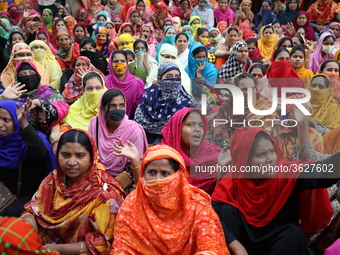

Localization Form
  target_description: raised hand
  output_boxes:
[112,139,140,160]
[76,68,88,79]
[218,146,231,167]
[270,119,284,139]
[196,61,206,74]
[16,99,32,127]
[1,82,27,100]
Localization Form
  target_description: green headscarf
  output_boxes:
[42,9,53,29]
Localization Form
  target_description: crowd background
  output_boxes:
[0,0,339,254]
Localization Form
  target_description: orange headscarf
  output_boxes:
[111,144,229,255]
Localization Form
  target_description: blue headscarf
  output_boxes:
[0,100,56,171]
[155,26,177,62]
[185,42,218,80]
[278,0,300,25]
[134,62,196,134]
[181,25,195,44]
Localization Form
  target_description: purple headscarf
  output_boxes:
[292,11,315,41]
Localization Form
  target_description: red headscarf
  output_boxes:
[161,108,221,195]
[212,127,333,239]
[238,22,254,41]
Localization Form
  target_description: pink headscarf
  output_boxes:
[139,24,158,45]
[309,31,335,73]
[126,0,153,22]
[327,22,340,38]
[214,0,235,25]
[104,51,145,117]
[88,90,148,177]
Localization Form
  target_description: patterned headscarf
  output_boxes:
[219,41,252,80]
[0,217,60,254]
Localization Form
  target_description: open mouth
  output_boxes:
[192,134,201,142]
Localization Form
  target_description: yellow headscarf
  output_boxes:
[29,40,62,90]
[308,74,340,129]
[118,34,135,50]
[258,25,277,59]
[334,49,340,62]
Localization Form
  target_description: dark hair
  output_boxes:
[111,50,127,61]
[192,46,207,57]
[296,27,305,33]
[57,130,93,162]
[180,0,190,5]
[72,57,89,69]
[125,49,135,59]
[263,25,274,34]
[249,64,266,75]
[248,131,274,164]
[121,24,133,32]
[97,14,107,20]
[197,27,209,37]
[311,74,330,88]
[80,37,97,49]
[277,37,293,48]
[319,60,339,72]
[145,158,180,172]
[9,31,24,43]
[227,27,238,34]
[175,32,189,42]
[273,47,289,60]
[101,89,126,110]
[323,35,335,43]
[242,18,251,23]
[293,35,304,45]
[133,39,148,51]
[290,45,305,57]
[130,10,140,17]
[246,38,258,47]
[82,71,103,88]
[234,73,258,87]
[55,18,66,26]
[272,21,281,27]
[136,0,145,6]
[73,23,85,35]
[263,0,272,6]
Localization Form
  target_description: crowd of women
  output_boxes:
[0,0,340,254]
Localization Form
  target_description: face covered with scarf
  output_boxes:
[72,56,91,82]
[57,29,72,50]
[95,26,109,46]
[157,62,182,101]
[118,34,135,50]
[16,61,41,92]
[12,43,34,65]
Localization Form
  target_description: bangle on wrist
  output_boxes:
[131,165,140,170]
[80,241,84,254]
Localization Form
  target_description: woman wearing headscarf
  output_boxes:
[0,217,59,254]
[214,0,235,25]
[219,41,252,82]
[147,43,191,93]
[254,0,277,33]
[1,43,50,88]
[22,129,125,255]
[111,144,229,254]
[4,28,23,59]
[248,62,273,101]
[95,26,116,58]
[23,13,47,46]
[55,29,80,72]
[233,0,254,26]
[125,9,143,32]
[77,8,92,27]
[118,23,136,37]
[286,11,316,41]
[36,31,58,54]
[258,25,277,59]
[150,2,172,40]
[212,126,336,255]
[104,0,124,20]
[309,31,335,73]
[88,88,148,177]
[307,0,337,25]
[42,9,53,35]
[104,50,144,118]
[139,24,158,58]
[0,0,8,11]
[290,44,314,84]
[0,100,56,217]
[126,0,153,22]
[191,0,214,28]
[63,56,104,104]
[120,0,136,21]
[172,0,192,20]
[118,33,135,50]
[29,40,62,90]
[135,62,197,144]
[278,0,300,25]
[0,18,11,39]
[238,21,254,41]
[308,74,340,130]
[209,28,225,49]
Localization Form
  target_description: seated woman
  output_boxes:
[95,26,116,58]
[125,49,147,84]
[0,100,55,217]
[147,44,191,93]
[246,38,262,62]
[214,73,278,146]
[307,0,337,25]
[55,29,80,73]
[22,129,126,254]
[88,88,148,180]
[4,30,24,59]
[276,37,293,49]
[309,31,335,73]
[79,37,108,75]
[73,23,87,44]
[266,47,304,97]
[212,122,338,255]
[36,30,57,54]
[135,62,197,144]
[257,25,277,60]
[292,34,305,46]
[175,32,190,67]
[254,0,277,33]
[278,0,300,25]
[160,108,221,195]
[290,44,314,84]
[138,24,158,58]
[248,63,273,101]
[318,60,340,103]
[117,33,135,50]
[64,72,106,131]
[29,40,62,90]
[1,43,50,88]
[309,74,340,130]
[62,56,104,104]
[133,39,158,78]
[219,41,252,82]
[215,27,240,66]
[104,50,144,118]
[111,144,229,254]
